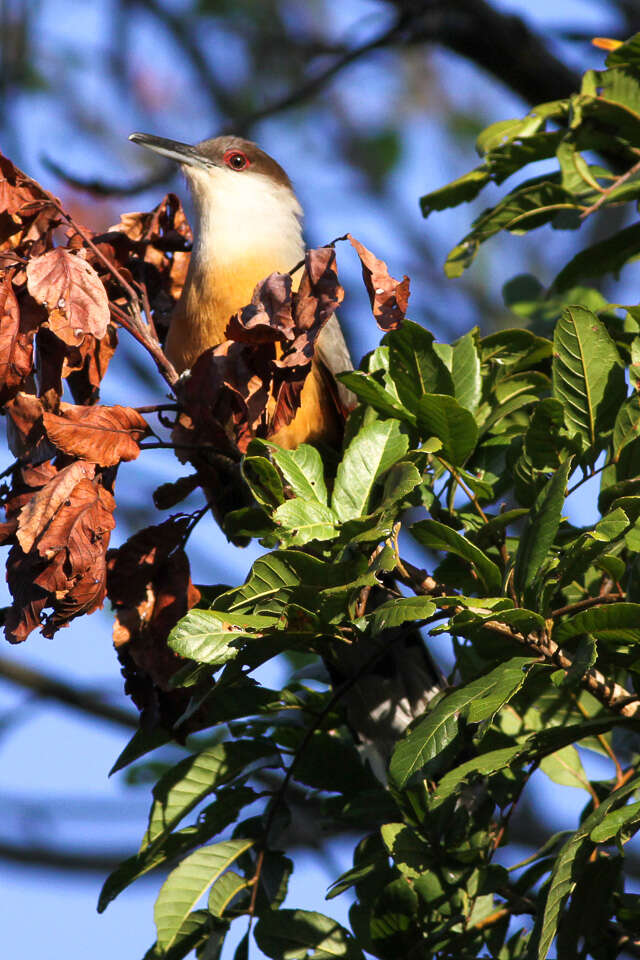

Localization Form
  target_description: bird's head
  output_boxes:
[129,132,304,265]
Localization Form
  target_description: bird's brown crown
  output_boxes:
[193,135,294,190]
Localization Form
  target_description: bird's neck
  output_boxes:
[166,172,305,372]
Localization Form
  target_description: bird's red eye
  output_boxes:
[223,150,249,171]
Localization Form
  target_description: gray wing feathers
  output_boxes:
[316,314,356,410]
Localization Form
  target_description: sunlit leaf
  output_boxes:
[332,419,408,521]
[552,307,625,452]
[390,657,535,787]
[155,839,252,950]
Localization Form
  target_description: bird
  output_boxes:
[129,132,354,449]
[128,130,442,777]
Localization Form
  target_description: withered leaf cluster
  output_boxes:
[0,148,411,726]
[0,151,165,643]
[176,246,345,457]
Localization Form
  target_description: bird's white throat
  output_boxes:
[185,165,305,274]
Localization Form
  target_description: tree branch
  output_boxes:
[390,0,579,106]
[0,655,138,729]
[0,839,131,874]
[483,619,640,718]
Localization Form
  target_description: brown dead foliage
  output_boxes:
[43,403,149,466]
[176,248,344,459]
[108,518,202,732]
[0,153,62,255]
[4,460,116,643]
[26,247,110,344]
[348,234,409,330]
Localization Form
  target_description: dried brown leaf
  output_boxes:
[43,403,148,466]
[5,391,56,461]
[37,478,116,564]
[5,473,115,643]
[226,272,294,344]
[64,323,119,404]
[348,234,409,330]
[16,460,96,553]
[0,273,36,403]
[26,248,109,344]
[153,473,201,511]
[108,517,202,730]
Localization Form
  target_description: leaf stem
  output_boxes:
[551,593,624,619]
[566,462,608,496]
[580,155,640,220]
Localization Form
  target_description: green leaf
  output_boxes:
[293,732,380,794]
[242,456,284,507]
[559,634,597,687]
[513,458,573,599]
[332,419,408,521]
[389,657,535,787]
[254,908,364,959]
[554,223,640,290]
[412,519,502,594]
[367,596,436,634]
[524,398,568,469]
[98,786,256,912]
[535,773,640,959]
[445,180,576,277]
[386,321,454,408]
[380,822,430,878]
[416,394,478,465]
[476,114,546,154]
[613,393,640,460]
[480,328,552,371]
[207,870,249,916]
[257,441,328,504]
[143,911,214,960]
[337,370,414,423]
[217,549,369,620]
[420,166,491,216]
[487,131,565,184]
[434,716,623,804]
[168,609,277,666]
[605,33,640,67]
[555,140,599,199]
[553,602,640,645]
[155,839,252,950]
[451,329,481,412]
[552,306,626,449]
[273,499,338,545]
[590,800,640,843]
[109,726,173,777]
[540,745,590,792]
[142,741,278,851]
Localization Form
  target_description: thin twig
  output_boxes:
[551,593,624,619]
[580,156,640,220]
[41,153,172,197]
[567,462,608,496]
[573,693,624,786]
[134,403,179,415]
[139,440,241,466]
[19,165,179,388]
[0,458,20,480]
[483,618,640,719]
[439,457,489,524]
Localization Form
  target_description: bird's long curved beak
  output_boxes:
[129,132,215,169]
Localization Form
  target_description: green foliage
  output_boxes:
[105,35,640,960]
